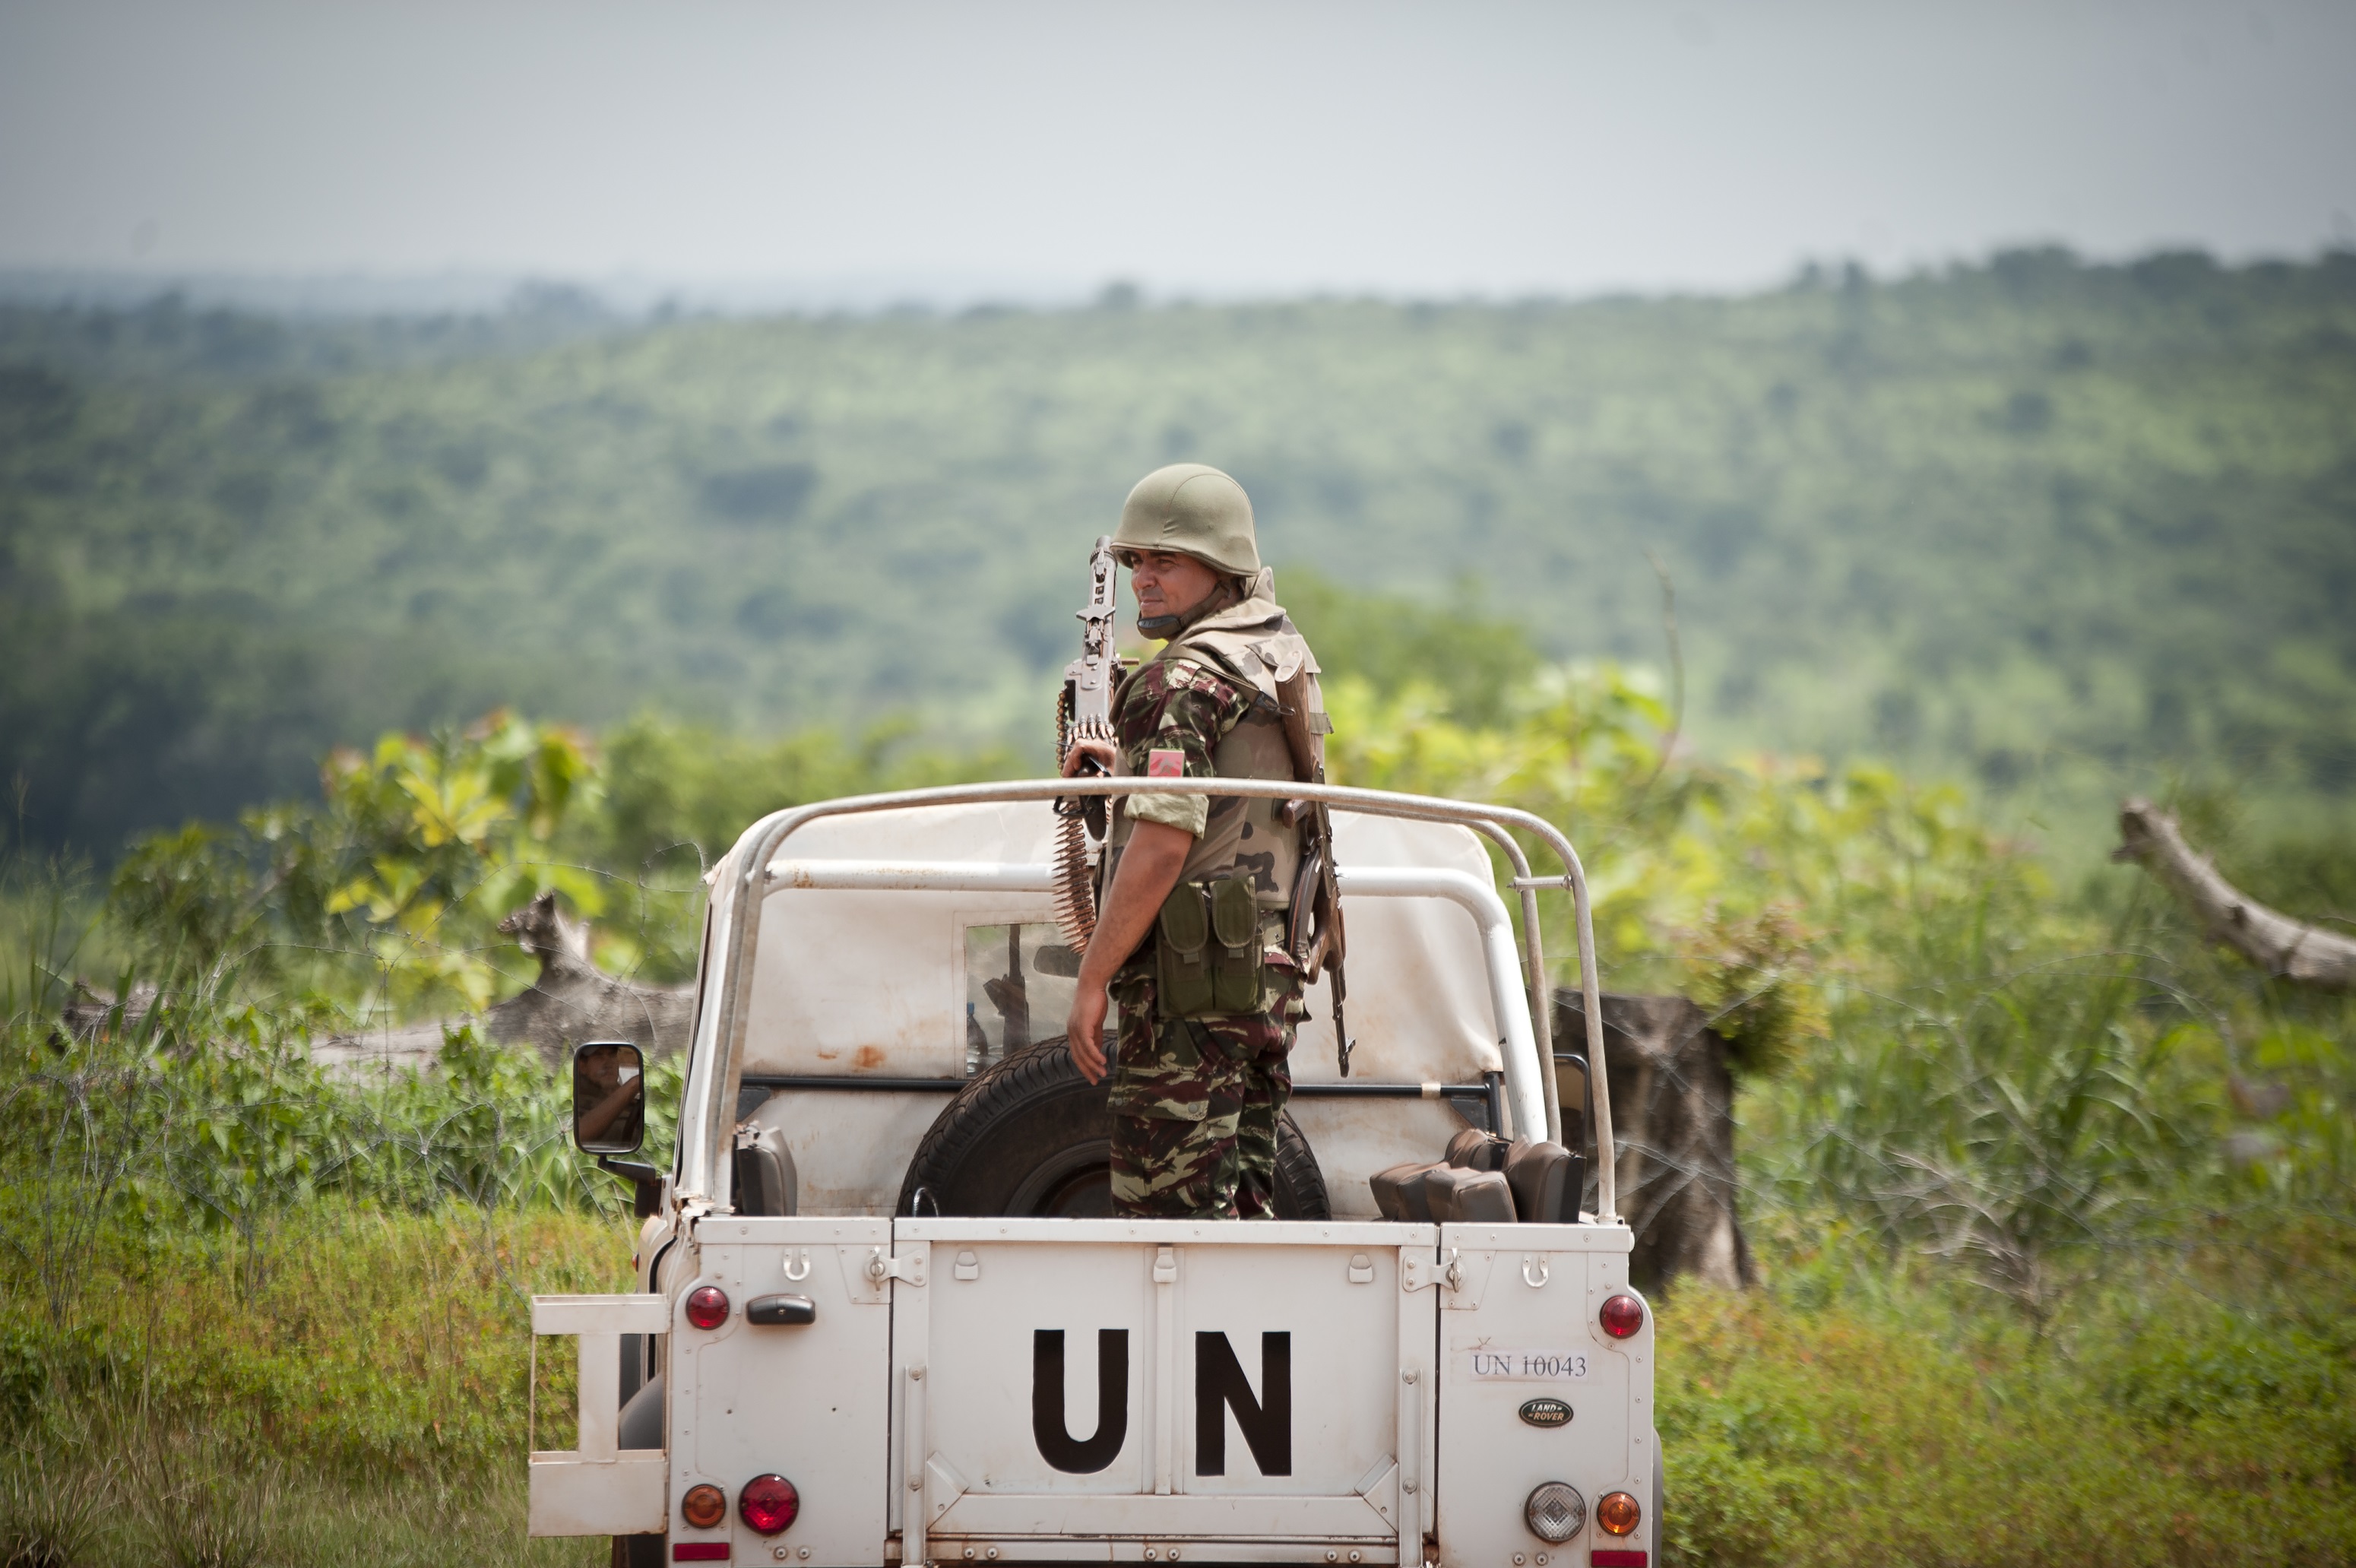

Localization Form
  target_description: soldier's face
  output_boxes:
[1128,550,1221,623]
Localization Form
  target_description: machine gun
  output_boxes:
[1051,535,1121,952]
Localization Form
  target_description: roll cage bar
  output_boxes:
[676,777,1619,1223]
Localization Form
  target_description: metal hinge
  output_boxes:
[1404,1247,1468,1294]
[866,1247,926,1287]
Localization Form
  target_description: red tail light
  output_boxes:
[1598,1294,1645,1338]
[686,1286,730,1330]
[739,1473,800,1535]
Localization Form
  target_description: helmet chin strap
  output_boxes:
[1137,576,1250,642]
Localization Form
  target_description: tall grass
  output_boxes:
[1657,1218,2356,1566]
[4,692,2351,1565]
[1747,877,2208,1322]
[3,1442,608,1568]
[0,1196,628,1566]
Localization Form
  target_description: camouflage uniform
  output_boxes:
[1084,462,1329,1221]
[1102,648,1307,1220]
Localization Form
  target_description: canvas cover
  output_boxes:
[737,800,1509,1085]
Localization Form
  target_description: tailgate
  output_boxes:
[895,1218,1440,1563]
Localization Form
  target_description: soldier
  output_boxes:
[1061,463,1331,1220]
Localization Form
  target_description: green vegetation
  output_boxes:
[2,1205,622,1566]
[5,1206,2345,1568]
[1659,1225,2356,1566]
[5,620,2351,1562]
[5,248,2354,857]
[2,252,2351,1563]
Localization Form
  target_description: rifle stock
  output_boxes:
[1276,668,1352,1074]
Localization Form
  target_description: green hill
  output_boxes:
[4,248,2352,854]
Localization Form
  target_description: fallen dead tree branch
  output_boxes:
[2114,798,2355,991]
[315,892,694,1074]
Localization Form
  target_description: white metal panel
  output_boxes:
[910,1238,1154,1497]
[527,1291,674,1535]
[896,1219,1437,1554]
[1432,1223,1650,1568]
[897,1218,1439,1250]
[531,1294,670,1335]
[1178,1243,1406,1500]
[669,1216,895,1566]
[918,1535,1395,1566]
[933,1492,1397,1542]
[527,1453,667,1536]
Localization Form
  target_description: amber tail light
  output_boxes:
[1596,1490,1642,1536]
[681,1482,728,1529]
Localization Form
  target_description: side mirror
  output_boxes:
[573,1040,648,1155]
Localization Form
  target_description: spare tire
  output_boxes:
[898,1038,1331,1218]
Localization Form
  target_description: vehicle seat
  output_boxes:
[1503,1139,1584,1224]
[732,1123,799,1217]
[1444,1126,1512,1170]
[1423,1165,1516,1223]
[1370,1161,1442,1221]
[1372,1129,1585,1224]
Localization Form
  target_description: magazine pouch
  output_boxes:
[1157,876,1265,1018]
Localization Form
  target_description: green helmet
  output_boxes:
[1112,464,1260,577]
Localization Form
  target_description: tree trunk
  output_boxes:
[481,891,697,1065]
[2114,798,2356,990]
[1555,989,1756,1294]
[315,892,695,1075]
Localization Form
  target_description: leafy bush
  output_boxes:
[106,711,609,1017]
[0,632,2348,1561]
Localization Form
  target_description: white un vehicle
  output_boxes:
[530,776,1661,1568]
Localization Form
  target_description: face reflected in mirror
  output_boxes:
[573,1041,647,1155]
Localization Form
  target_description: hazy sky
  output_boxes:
[3,0,2351,302]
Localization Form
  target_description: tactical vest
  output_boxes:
[1102,593,1328,910]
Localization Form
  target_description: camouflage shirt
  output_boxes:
[1100,644,1302,909]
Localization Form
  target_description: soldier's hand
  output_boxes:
[1066,984,1110,1083]
[1061,739,1116,778]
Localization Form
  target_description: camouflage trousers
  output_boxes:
[1106,956,1298,1221]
